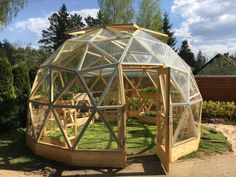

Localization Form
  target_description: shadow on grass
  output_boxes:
[0,128,165,177]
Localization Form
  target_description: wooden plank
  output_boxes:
[171,138,200,162]
[26,135,125,168]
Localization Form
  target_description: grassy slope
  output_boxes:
[0,120,232,166]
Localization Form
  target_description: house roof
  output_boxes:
[196,54,236,75]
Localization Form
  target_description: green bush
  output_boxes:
[202,101,236,121]
[12,62,30,128]
[0,58,19,132]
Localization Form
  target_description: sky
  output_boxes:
[0,0,236,58]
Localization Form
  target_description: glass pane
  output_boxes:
[70,28,101,41]
[30,69,50,103]
[53,107,93,145]
[174,106,197,144]
[80,66,116,105]
[101,72,122,106]
[54,76,92,107]
[135,37,167,63]
[39,110,67,148]
[122,39,161,63]
[92,38,129,61]
[76,109,119,150]
[134,29,162,43]
[191,102,202,133]
[52,41,87,70]
[170,69,189,102]
[29,102,49,139]
[51,68,76,102]
[41,45,63,67]
[31,67,48,94]
[166,47,190,72]
[26,110,34,139]
[81,44,115,69]
[170,80,185,103]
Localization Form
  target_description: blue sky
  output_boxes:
[0,0,235,57]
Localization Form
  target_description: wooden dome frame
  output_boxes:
[27,24,202,172]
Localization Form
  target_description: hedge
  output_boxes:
[202,101,236,121]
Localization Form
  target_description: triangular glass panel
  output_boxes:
[41,45,63,67]
[80,66,116,105]
[122,39,161,63]
[71,28,102,41]
[191,102,202,133]
[166,47,189,72]
[81,44,115,70]
[29,101,49,139]
[92,38,129,61]
[75,109,119,150]
[189,73,202,101]
[51,68,77,102]
[134,29,162,43]
[92,28,125,41]
[39,110,67,148]
[54,75,93,107]
[26,109,35,139]
[52,41,87,70]
[170,69,189,102]
[53,107,93,145]
[31,67,48,94]
[172,105,185,138]
[170,79,185,103]
[137,71,158,112]
[135,36,167,63]
[30,69,50,103]
[100,72,122,106]
[175,106,197,144]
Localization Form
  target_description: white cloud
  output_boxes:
[70,8,99,23]
[171,0,236,56]
[15,8,99,36]
[16,16,49,36]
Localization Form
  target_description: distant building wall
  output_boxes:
[195,76,236,102]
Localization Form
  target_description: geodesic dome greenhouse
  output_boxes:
[27,24,202,170]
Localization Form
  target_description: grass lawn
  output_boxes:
[0,119,232,166]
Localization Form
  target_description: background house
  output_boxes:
[195,54,236,101]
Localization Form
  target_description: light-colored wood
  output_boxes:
[156,67,171,173]
[171,137,200,162]
[27,135,125,168]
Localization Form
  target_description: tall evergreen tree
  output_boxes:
[98,0,134,24]
[12,62,30,127]
[178,40,197,69]
[136,0,162,31]
[0,57,18,131]
[195,50,207,73]
[85,10,104,27]
[39,4,85,52]
[162,12,177,49]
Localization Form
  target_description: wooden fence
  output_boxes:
[195,76,236,102]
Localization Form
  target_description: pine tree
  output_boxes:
[98,0,134,24]
[136,0,162,31]
[178,40,197,69]
[39,4,85,52]
[0,57,18,131]
[85,10,104,27]
[162,12,177,49]
[195,50,207,73]
[68,13,85,30]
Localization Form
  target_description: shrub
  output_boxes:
[12,62,30,128]
[0,58,19,132]
[202,101,236,121]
